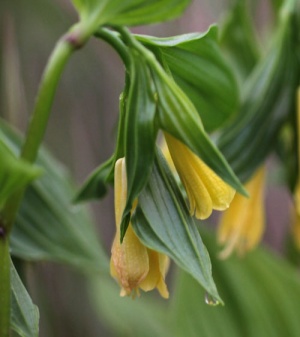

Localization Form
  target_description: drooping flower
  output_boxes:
[291,182,300,250]
[110,157,169,298]
[291,88,300,249]
[217,166,266,259]
[163,132,236,220]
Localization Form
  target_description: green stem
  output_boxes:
[21,35,75,162]
[115,26,156,64]
[2,27,84,232]
[95,28,130,68]
[0,25,89,337]
[0,237,10,337]
[115,26,172,88]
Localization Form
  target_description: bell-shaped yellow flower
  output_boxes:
[217,167,266,259]
[163,132,236,220]
[110,157,169,298]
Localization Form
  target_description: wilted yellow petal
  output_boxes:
[218,166,266,259]
[111,225,149,296]
[164,132,235,219]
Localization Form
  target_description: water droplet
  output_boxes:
[204,292,220,306]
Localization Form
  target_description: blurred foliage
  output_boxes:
[92,229,300,337]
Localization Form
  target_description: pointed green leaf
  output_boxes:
[169,229,300,337]
[149,63,246,195]
[137,25,239,132]
[217,5,299,183]
[0,120,108,273]
[0,140,40,209]
[120,51,158,239]
[11,261,39,337]
[132,150,222,302]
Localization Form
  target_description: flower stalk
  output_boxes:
[0,23,93,337]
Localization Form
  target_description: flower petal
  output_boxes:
[139,250,169,298]
[111,225,150,296]
[164,132,235,219]
[218,166,266,258]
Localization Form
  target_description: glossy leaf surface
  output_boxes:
[132,151,221,302]
[120,51,158,238]
[137,26,239,132]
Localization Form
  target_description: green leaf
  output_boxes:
[137,25,239,132]
[169,229,300,337]
[150,62,246,195]
[78,53,158,233]
[220,0,260,81]
[90,276,172,337]
[217,5,299,183]
[11,261,39,337]
[0,239,10,337]
[120,51,158,239]
[75,155,114,202]
[0,120,108,273]
[108,0,191,26]
[132,150,222,303]
[0,140,40,209]
[71,0,191,30]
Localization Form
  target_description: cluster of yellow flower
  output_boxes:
[110,133,267,298]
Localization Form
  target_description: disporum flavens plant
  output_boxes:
[1,0,300,336]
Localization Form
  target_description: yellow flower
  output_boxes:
[110,157,169,298]
[294,181,300,216]
[290,186,300,251]
[292,88,300,248]
[163,132,236,220]
[217,167,266,259]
